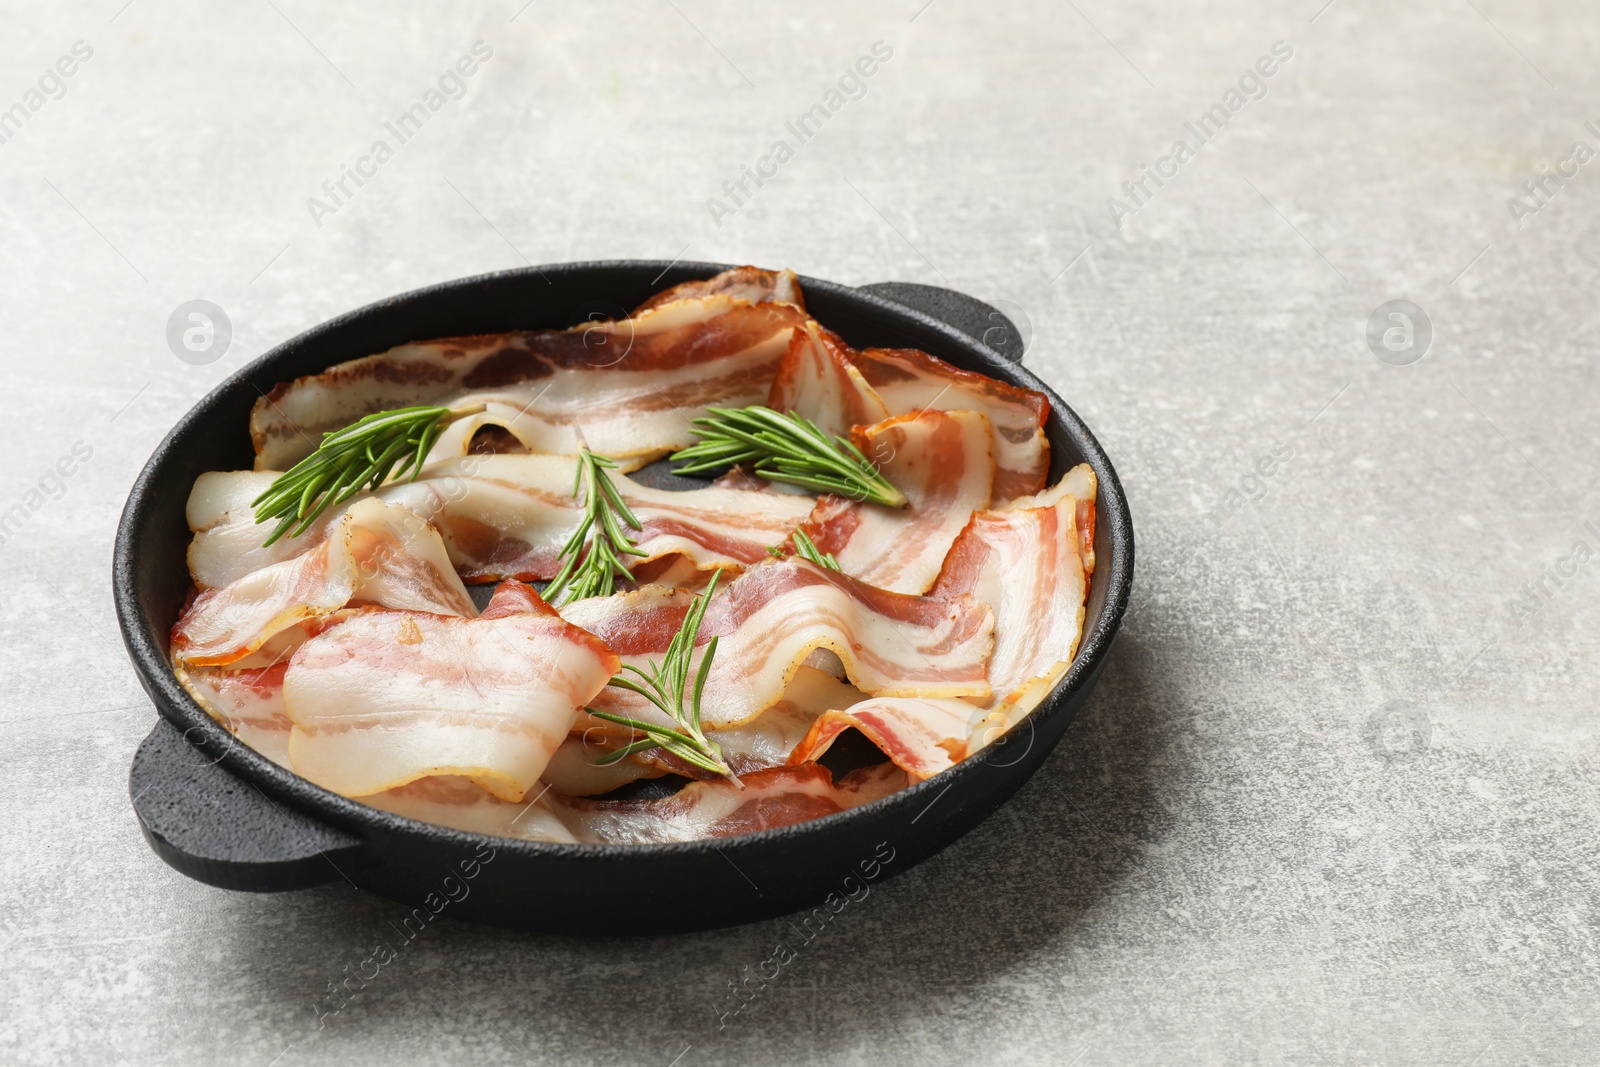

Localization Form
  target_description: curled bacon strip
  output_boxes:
[933,463,1097,713]
[631,265,804,314]
[800,409,994,594]
[768,321,890,438]
[790,465,1097,780]
[768,326,1050,503]
[175,662,294,768]
[854,347,1049,502]
[787,696,980,782]
[281,582,619,802]
[561,559,995,733]
[171,498,476,668]
[251,283,810,472]
[186,455,815,591]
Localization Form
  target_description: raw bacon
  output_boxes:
[171,498,476,668]
[165,265,1097,843]
[933,464,1097,714]
[799,409,994,594]
[554,762,907,844]
[175,662,294,768]
[854,347,1050,502]
[560,559,995,732]
[281,581,619,801]
[767,320,889,438]
[789,465,1097,779]
[787,696,981,782]
[251,288,809,471]
[767,325,1050,503]
[186,455,815,590]
[631,265,804,314]
[542,666,861,792]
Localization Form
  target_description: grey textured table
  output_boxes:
[2,1,1596,1064]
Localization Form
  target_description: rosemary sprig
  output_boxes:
[586,571,738,782]
[251,403,483,546]
[672,405,907,508]
[768,529,840,570]
[543,450,648,606]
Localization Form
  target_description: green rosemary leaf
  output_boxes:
[671,405,907,508]
[252,404,485,547]
[583,571,738,783]
[789,529,840,571]
[590,736,663,766]
[543,450,647,607]
[691,634,717,734]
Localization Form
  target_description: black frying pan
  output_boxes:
[114,262,1134,934]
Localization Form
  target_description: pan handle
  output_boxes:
[130,719,360,892]
[857,281,1027,365]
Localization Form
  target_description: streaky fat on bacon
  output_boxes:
[367,763,908,845]
[553,762,907,844]
[171,497,477,668]
[282,581,619,802]
[386,455,813,584]
[251,282,810,472]
[853,347,1050,502]
[767,321,1050,503]
[768,320,890,438]
[704,667,864,771]
[561,558,995,732]
[787,696,980,782]
[800,409,994,595]
[933,463,1097,716]
[175,662,294,768]
[185,454,815,590]
[541,666,861,793]
[787,464,1096,780]
[631,265,804,315]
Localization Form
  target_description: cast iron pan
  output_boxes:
[114,261,1134,934]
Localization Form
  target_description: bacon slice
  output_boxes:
[787,696,981,782]
[789,465,1098,780]
[933,464,1097,715]
[854,348,1049,502]
[367,763,908,844]
[707,668,864,770]
[539,734,669,797]
[386,455,813,584]
[177,648,910,839]
[185,455,815,590]
[171,498,477,668]
[799,410,994,595]
[184,470,297,589]
[631,265,804,314]
[177,652,668,799]
[998,462,1098,573]
[175,662,294,767]
[251,291,808,471]
[767,326,1051,503]
[281,582,619,801]
[767,321,889,438]
[561,560,994,732]
[541,666,860,793]
[364,774,583,843]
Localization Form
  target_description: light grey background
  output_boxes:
[2,0,1596,1064]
